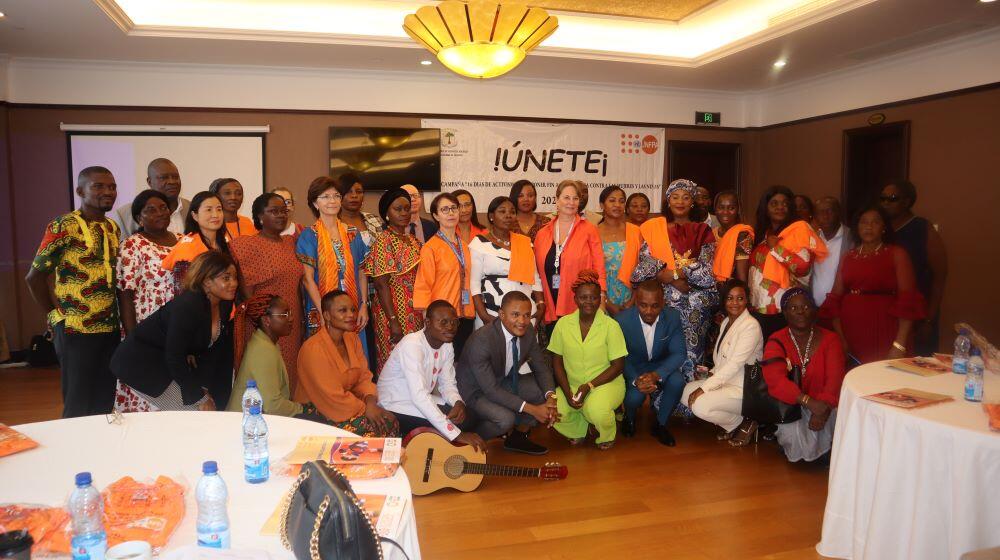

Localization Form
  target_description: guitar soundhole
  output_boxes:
[443,455,466,479]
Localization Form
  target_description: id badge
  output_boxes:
[461,289,470,305]
[552,274,561,289]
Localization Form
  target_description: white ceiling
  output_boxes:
[0,0,997,91]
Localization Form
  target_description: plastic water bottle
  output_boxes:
[243,405,269,484]
[964,348,984,402]
[241,380,263,419]
[953,329,971,374]
[195,461,231,549]
[68,472,107,560]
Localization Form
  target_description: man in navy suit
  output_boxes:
[615,280,686,446]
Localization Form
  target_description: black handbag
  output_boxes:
[280,461,407,560]
[28,332,58,367]
[741,339,802,424]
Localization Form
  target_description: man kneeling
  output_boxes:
[458,292,558,455]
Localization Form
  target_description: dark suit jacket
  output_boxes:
[456,320,554,410]
[111,290,234,408]
[420,217,438,241]
[615,306,685,383]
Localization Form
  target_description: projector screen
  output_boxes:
[67,132,265,217]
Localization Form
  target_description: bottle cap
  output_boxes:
[960,328,970,335]
[971,347,982,356]
[74,472,92,486]
[247,380,257,388]
[202,461,218,474]
[249,405,262,415]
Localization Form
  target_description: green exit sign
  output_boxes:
[695,111,721,126]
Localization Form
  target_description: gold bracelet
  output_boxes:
[801,394,811,405]
[892,341,906,352]
[587,381,596,391]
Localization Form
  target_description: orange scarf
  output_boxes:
[639,217,676,271]
[712,224,754,281]
[507,232,536,285]
[617,222,642,284]
[316,219,358,305]
[762,221,829,288]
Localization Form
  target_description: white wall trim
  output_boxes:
[58,123,270,133]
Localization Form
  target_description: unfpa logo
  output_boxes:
[620,133,659,155]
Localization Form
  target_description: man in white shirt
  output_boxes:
[112,158,190,236]
[811,196,853,306]
[377,300,485,451]
[695,185,720,229]
[457,292,557,455]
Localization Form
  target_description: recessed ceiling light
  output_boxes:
[420,60,432,66]
[980,0,995,3]
[773,59,787,68]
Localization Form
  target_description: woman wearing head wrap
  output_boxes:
[548,270,628,450]
[630,179,719,418]
[757,287,845,460]
[362,187,424,370]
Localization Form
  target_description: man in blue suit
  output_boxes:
[615,280,686,446]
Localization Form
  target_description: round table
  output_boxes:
[0,412,421,560]
[817,361,999,560]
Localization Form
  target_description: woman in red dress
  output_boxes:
[820,205,925,365]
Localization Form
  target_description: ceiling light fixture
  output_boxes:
[403,0,558,79]
[773,59,787,68]
[420,60,432,66]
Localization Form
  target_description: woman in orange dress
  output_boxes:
[160,191,230,293]
[231,193,306,387]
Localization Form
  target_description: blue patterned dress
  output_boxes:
[602,241,632,307]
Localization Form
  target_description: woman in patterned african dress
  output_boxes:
[363,188,424,372]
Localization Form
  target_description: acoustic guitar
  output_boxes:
[401,428,568,495]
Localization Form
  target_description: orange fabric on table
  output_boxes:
[534,215,606,323]
[0,505,70,555]
[102,475,185,550]
[639,217,677,271]
[713,224,755,281]
[0,424,38,457]
[616,222,642,285]
[225,215,257,239]
[413,234,475,318]
[295,328,377,422]
[762,221,829,289]
[507,232,537,285]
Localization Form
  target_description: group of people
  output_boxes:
[26,156,947,462]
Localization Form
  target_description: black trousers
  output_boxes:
[452,318,475,358]
[52,323,118,418]
[395,403,479,440]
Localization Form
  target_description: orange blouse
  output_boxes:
[294,329,377,422]
[225,215,257,239]
[534,215,606,323]
[413,233,475,318]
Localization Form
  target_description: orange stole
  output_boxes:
[507,232,536,285]
[762,220,829,288]
[617,222,642,284]
[638,217,677,271]
[315,219,358,304]
[713,224,755,281]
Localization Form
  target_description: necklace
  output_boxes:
[858,243,883,258]
[789,328,815,377]
[490,230,511,248]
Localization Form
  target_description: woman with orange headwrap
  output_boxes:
[548,270,628,450]
[227,294,303,417]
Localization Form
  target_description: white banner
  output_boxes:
[422,119,665,213]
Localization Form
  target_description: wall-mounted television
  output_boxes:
[329,127,441,192]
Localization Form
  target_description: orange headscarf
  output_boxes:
[315,219,358,305]
[507,232,536,285]
[762,221,829,288]
[712,224,754,281]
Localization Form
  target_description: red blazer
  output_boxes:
[534,215,606,323]
[763,327,846,407]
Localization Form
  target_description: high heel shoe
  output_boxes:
[717,429,736,441]
[729,420,759,447]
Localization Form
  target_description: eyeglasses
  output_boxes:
[437,205,459,215]
[459,202,474,210]
[879,195,902,203]
[282,198,295,207]
[317,193,342,201]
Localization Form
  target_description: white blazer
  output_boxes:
[703,309,764,393]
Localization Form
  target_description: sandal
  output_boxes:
[567,436,585,446]
[729,420,759,447]
[596,440,615,451]
[717,429,737,441]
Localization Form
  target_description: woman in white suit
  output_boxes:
[681,279,763,447]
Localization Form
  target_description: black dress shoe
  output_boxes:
[656,426,676,447]
[622,418,636,437]
[503,430,548,455]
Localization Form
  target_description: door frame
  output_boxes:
[667,140,742,197]
[841,120,911,213]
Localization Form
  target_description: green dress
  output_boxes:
[227,329,303,417]
[547,310,628,443]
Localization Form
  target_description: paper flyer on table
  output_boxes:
[283,436,402,465]
[260,493,407,537]
[887,357,951,377]
[862,388,953,409]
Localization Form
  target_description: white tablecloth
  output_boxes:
[0,412,420,560]
[817,362,1000,560]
